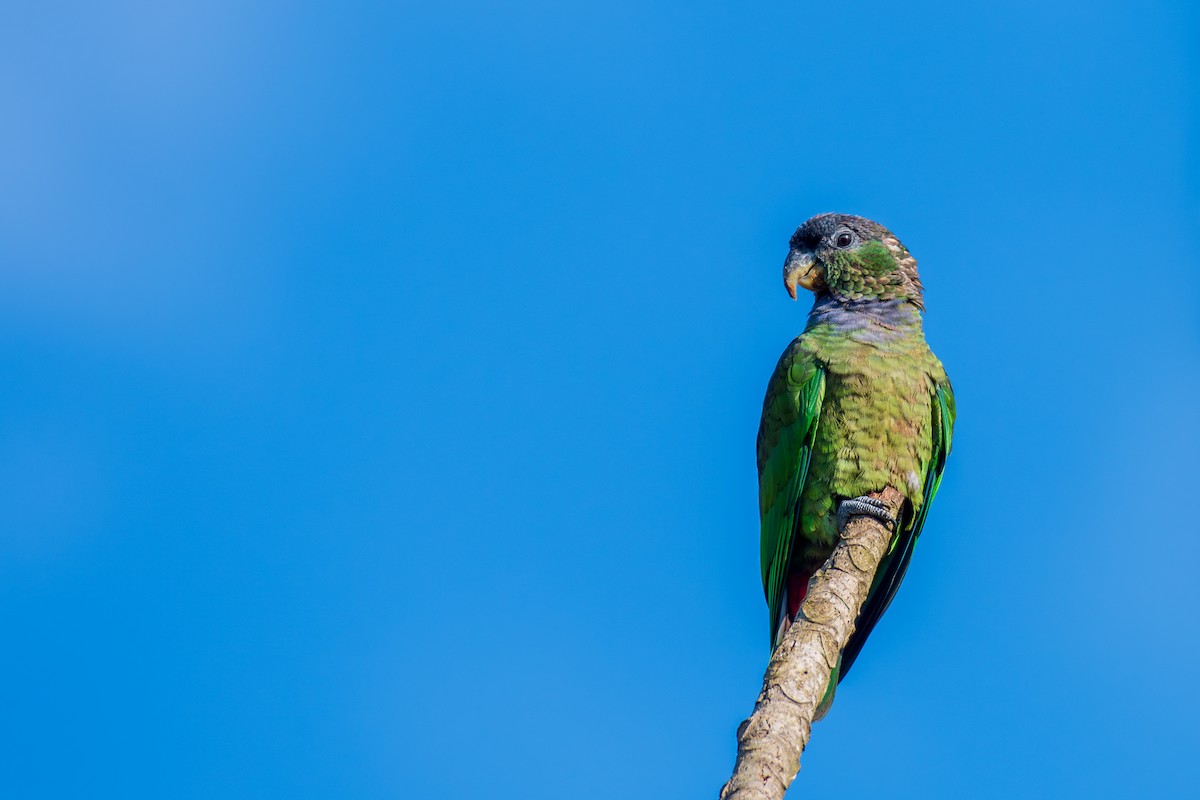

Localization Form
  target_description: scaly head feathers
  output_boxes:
[783,213,923,309]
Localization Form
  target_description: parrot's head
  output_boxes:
[783,213,924,309]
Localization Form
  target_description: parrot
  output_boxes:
[757,212,955,714]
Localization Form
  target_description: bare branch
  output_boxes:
[719,487,905,800]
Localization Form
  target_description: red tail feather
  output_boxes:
[787,569,812,620]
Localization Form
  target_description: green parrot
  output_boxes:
[757,213,954,712]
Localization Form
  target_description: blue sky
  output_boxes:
[1,1,1197,797]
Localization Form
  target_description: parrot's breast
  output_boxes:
[792,307,943,568]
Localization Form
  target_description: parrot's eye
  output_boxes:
[835,232,853,248]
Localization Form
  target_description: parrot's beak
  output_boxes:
[783,249,822,300]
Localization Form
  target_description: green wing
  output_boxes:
[840,379,956,676]
[756,344,826,645]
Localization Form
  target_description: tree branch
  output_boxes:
[719,487,905,800]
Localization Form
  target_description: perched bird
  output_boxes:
[757,213,954,713]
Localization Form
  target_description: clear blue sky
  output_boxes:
[1,2,1197,798]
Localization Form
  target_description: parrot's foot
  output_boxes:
[837,496,896,532]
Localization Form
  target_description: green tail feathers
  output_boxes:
[814,658,841,721]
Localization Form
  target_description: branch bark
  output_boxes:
[719,487,905,800]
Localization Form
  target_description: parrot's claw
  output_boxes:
[838,496,896,532]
